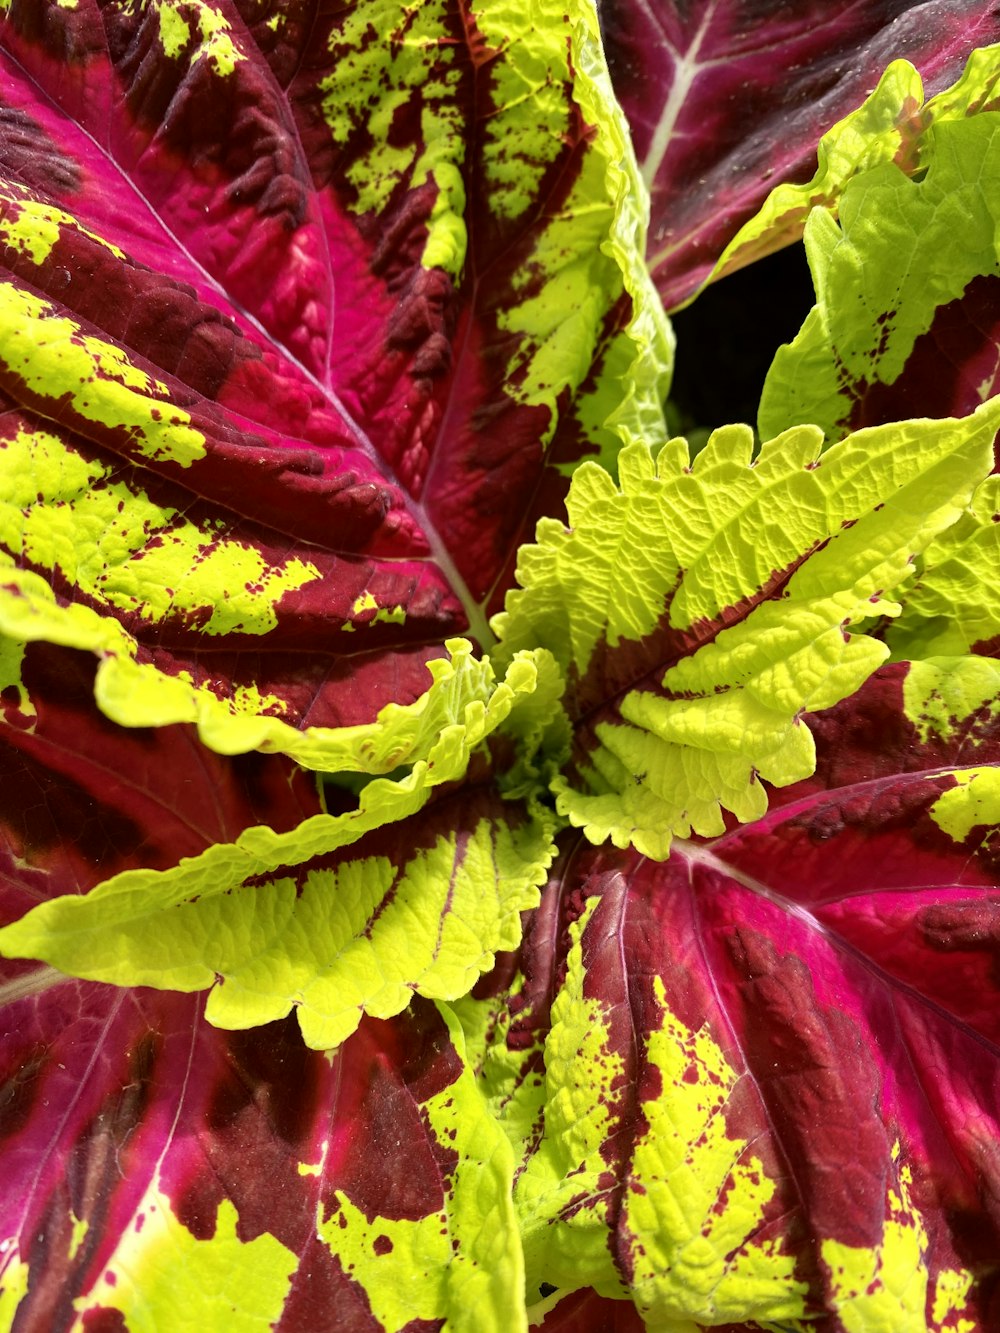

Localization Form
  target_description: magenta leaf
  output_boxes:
[0,0,661,749]
[0,640,526,1325]
[0,980,522,1330]
[0,639,322,916]
[533,1287,647,1330]
[461,656,1000,1328]
[599,0,1000,309]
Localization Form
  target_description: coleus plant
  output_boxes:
[1,0,1000,1330]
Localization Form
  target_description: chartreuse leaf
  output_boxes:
[694,59,928,298]
[510,899,805,1323]
[317,1003,527,1333]
[902,654,1000,746]
[511,898,629,1299]
[534,0,673,463]
[888,475,1000,659]
[0,776,556,1049]
[494,399,1000,859]
[709,44,1000,297]
[929,763,1000,845]
[602,3,1000,312]
[73,1196,298,1333]
[0,630,562,1048]
[759,107,1000,441]
[0,554,530,773]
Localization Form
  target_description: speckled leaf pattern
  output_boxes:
[598,0,1000,309]
[0,982,525,1333]
[0,638,526,1330]
[0,0,667,755]
[493,400,1000,857]
[460,654,1000,1329]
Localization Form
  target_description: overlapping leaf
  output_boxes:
[0,635,532,1327]
[887,475,1000,661]
[598,0,1000,309]
[0,632,558,1047]
[0,977,523,1332]
[4,4,1000,1331]
[759,101,1000,443]
[493,399,1000,857]
[0,0,668,764]
[459,654,1000,1329]
[0,639,322,915]
[0,782,556,1050]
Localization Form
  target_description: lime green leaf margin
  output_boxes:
[317,1004,528,1333]
[495,399,1000,858]
[0,795,556,1049]
[889,475,1000,659]
[567,0,674,458]
[0,564,535,774]
[699,44,1000,303]
[0,639,562,1048]
[758,109,1000,443]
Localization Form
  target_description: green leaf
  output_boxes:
[552,9,675,463]
[0,783,556,1050]
[759,109,1000,441]
[0,633,563,1049]
[706,44,1000,299]
[902,653,1000,745]
[888,475,1000,660]
[494,400,1000,858]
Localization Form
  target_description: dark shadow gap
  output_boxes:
[668,242,816,437]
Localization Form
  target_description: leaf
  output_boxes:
[0,784,556,1050]
[463,655,1000,1329]
[0,978,524,1332]
[0,638,322,911]
[493,400,1000,857]
[598,0,1000,309]
[0,651,527,1325]
[0,0,668,758]
[887,476,1000,660]
[710,41,1000,303]
[530,1287,648,1330]
[759,102,1000,442]
[0,630,558,1048]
